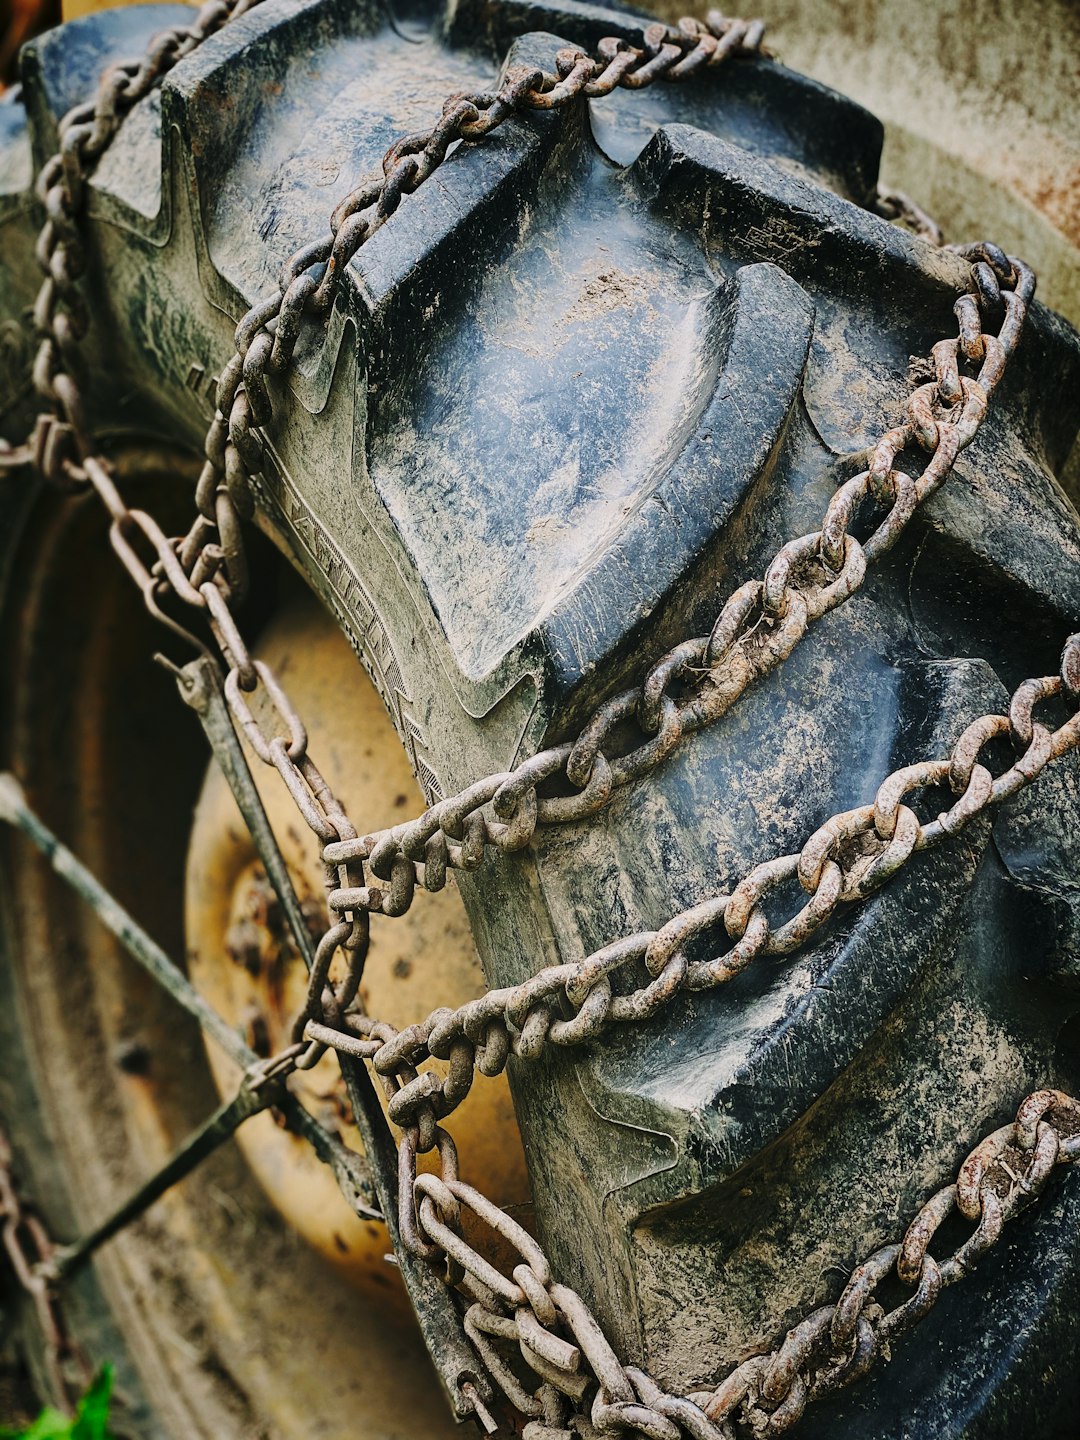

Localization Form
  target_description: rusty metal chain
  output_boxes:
[315,240,1030,941]
[298,632,1080,1146]
[0,0,268,485]
[3,1,1080,1435]
[0,1125,86,1411]
[1,0,1034,1061]
[873,186,944,246]
[373,1088,1080,1439]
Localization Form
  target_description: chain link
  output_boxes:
[3,1,1079,1434]
[873,186,944,246]
[349,1089,1080,1438]
[299,633,1080,1142]
[321,242,1032,930]
[0,1125,86,1411]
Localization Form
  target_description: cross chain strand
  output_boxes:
[374,1090,1080,1437]
[301,632,1080,1143]
[0,1126,86,1410]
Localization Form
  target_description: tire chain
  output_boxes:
[307,640,1080,1137]
[3,2,1080,1436]
[391,1087,1080,1439]
[0,1126,86,1411]
[318,241,1034,929]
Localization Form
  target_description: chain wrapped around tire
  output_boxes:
[2,0,1080,1435]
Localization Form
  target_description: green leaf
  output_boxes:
[1,1407,76,1439]
[0,1367,114,1440]
[71,1367,113,1440]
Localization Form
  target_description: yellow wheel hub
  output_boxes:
[184,587,529,1296]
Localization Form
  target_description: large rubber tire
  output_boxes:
[3,1,1080,1435]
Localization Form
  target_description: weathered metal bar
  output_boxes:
[0,772,379,1219]
[170,667,488,1414]
[175,656,317,973]
[0,771,245,1063]
[52,1083,269,1278]
[0,767,493,1412]
[334,1050,494,1423]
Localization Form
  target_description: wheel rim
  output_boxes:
[0,445,528,1437]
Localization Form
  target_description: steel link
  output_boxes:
[873,186,944,246]
[393,1091,1080,1439]
[0,1125,88,1411]
[321,253,1033,912]
[306,633,1080,1142]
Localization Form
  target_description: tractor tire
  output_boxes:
[2,1,1080,1436]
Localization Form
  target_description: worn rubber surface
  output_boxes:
[3,0,1080,1435]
